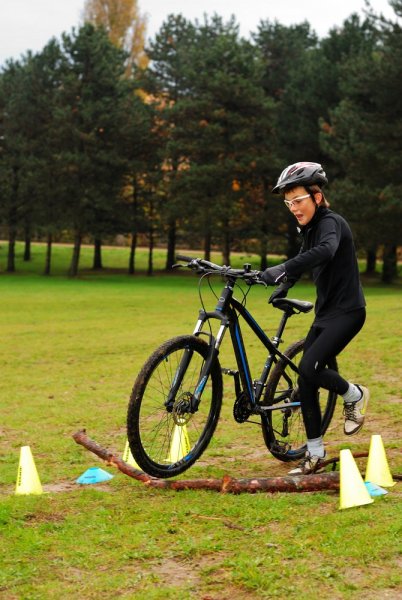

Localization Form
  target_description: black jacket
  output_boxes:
[283,207,365,323]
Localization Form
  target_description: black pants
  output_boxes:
[298,308,366,439]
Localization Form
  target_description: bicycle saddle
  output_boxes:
[271,298,314,314]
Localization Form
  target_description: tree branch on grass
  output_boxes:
[72,429,378,493]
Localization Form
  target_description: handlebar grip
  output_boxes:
[176,254,195,262]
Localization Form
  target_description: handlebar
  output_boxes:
[175,255,264,285]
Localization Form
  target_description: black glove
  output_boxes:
[260,265,287,286]
[269,284,289,303]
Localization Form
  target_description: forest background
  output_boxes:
[0,0,401,280]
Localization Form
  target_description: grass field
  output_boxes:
[0,243,401,599]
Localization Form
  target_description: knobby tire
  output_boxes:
[127,335,222,478]
[261,339,338,462]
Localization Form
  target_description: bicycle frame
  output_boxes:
[128,259,336,477]
[174,278,300,414]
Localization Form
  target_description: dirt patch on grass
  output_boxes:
[370,590,402,600]
[147,554,257,600]
[154,557,201,587]
[22,511,65,524]
[340,563,402,600]
[0,481,115,496]
[43,481,114,493]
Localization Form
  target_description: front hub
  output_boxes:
[172,392,193,425]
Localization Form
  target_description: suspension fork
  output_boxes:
[164,309,229,413]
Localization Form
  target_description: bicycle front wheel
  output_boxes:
[260,339,337,462]
[127,335,223,478]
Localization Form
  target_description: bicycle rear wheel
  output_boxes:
[127,335,223,478]
[260,339,337,462]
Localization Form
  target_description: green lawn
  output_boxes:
[0,243,401,599]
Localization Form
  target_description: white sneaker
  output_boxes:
[288,451,326,476]
[343,385,369,435]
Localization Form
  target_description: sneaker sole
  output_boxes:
[288,467,325,476]
[288,461,326,476]
[344,420,364,436]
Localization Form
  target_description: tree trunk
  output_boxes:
[128,180,138,275]
[72,430,380,494]
[365,246,377,274]
[147,227,154,276]
[165,219,176,271]
[7,166,19,273]
[68,231,82,277]
[128,232,137,275]
[259,188,270,270]
[23,225,31,262]
[44,232,52,276]
[222,224,230,266]
[92,237,103,270]
[259,234,269,270]
[382,244,397,284]
[7,222,17,273]
[204,229,211,261]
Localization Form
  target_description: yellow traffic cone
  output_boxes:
[339,449,373,510]
[365,434,396,488]
[167,424,191,463]
[122,440,142,470]
[15,446,43,495]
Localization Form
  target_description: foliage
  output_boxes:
[0,4,401,280]
[321,5,402,281]
[83,0,148,71]
[147,15,279,265]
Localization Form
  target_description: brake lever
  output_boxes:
[244,272,266,286]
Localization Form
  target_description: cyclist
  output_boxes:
[260,162,369,475]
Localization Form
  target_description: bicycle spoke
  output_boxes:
[261,339,337,462]
[127,336,222,477]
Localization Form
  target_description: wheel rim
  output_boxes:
[136,345,216,469]
[268,379,306,456]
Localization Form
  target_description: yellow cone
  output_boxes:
[15,446,43,496]
[167,424,191,463]
[122,441,142,470]
[365,434,396,488]
[339,449,373,510]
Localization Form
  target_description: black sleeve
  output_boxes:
[283,216,341,279]
[275,279,296,293]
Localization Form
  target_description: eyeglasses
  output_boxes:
[283,194,311,209]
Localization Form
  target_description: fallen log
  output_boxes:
[72,429,373,494]
[72,429,154,484]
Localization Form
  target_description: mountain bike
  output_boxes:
[127,256,338,478]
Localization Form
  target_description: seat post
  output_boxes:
[272,310,291,347]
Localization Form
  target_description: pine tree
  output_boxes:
[56,24,132,276]
[321,5,402,282]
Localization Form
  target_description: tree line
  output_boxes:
[0,0,401,281]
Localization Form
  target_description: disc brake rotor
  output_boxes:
[172,392,193,425]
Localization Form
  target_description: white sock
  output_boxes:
[342,383,362,404]
[307,436,325,458]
